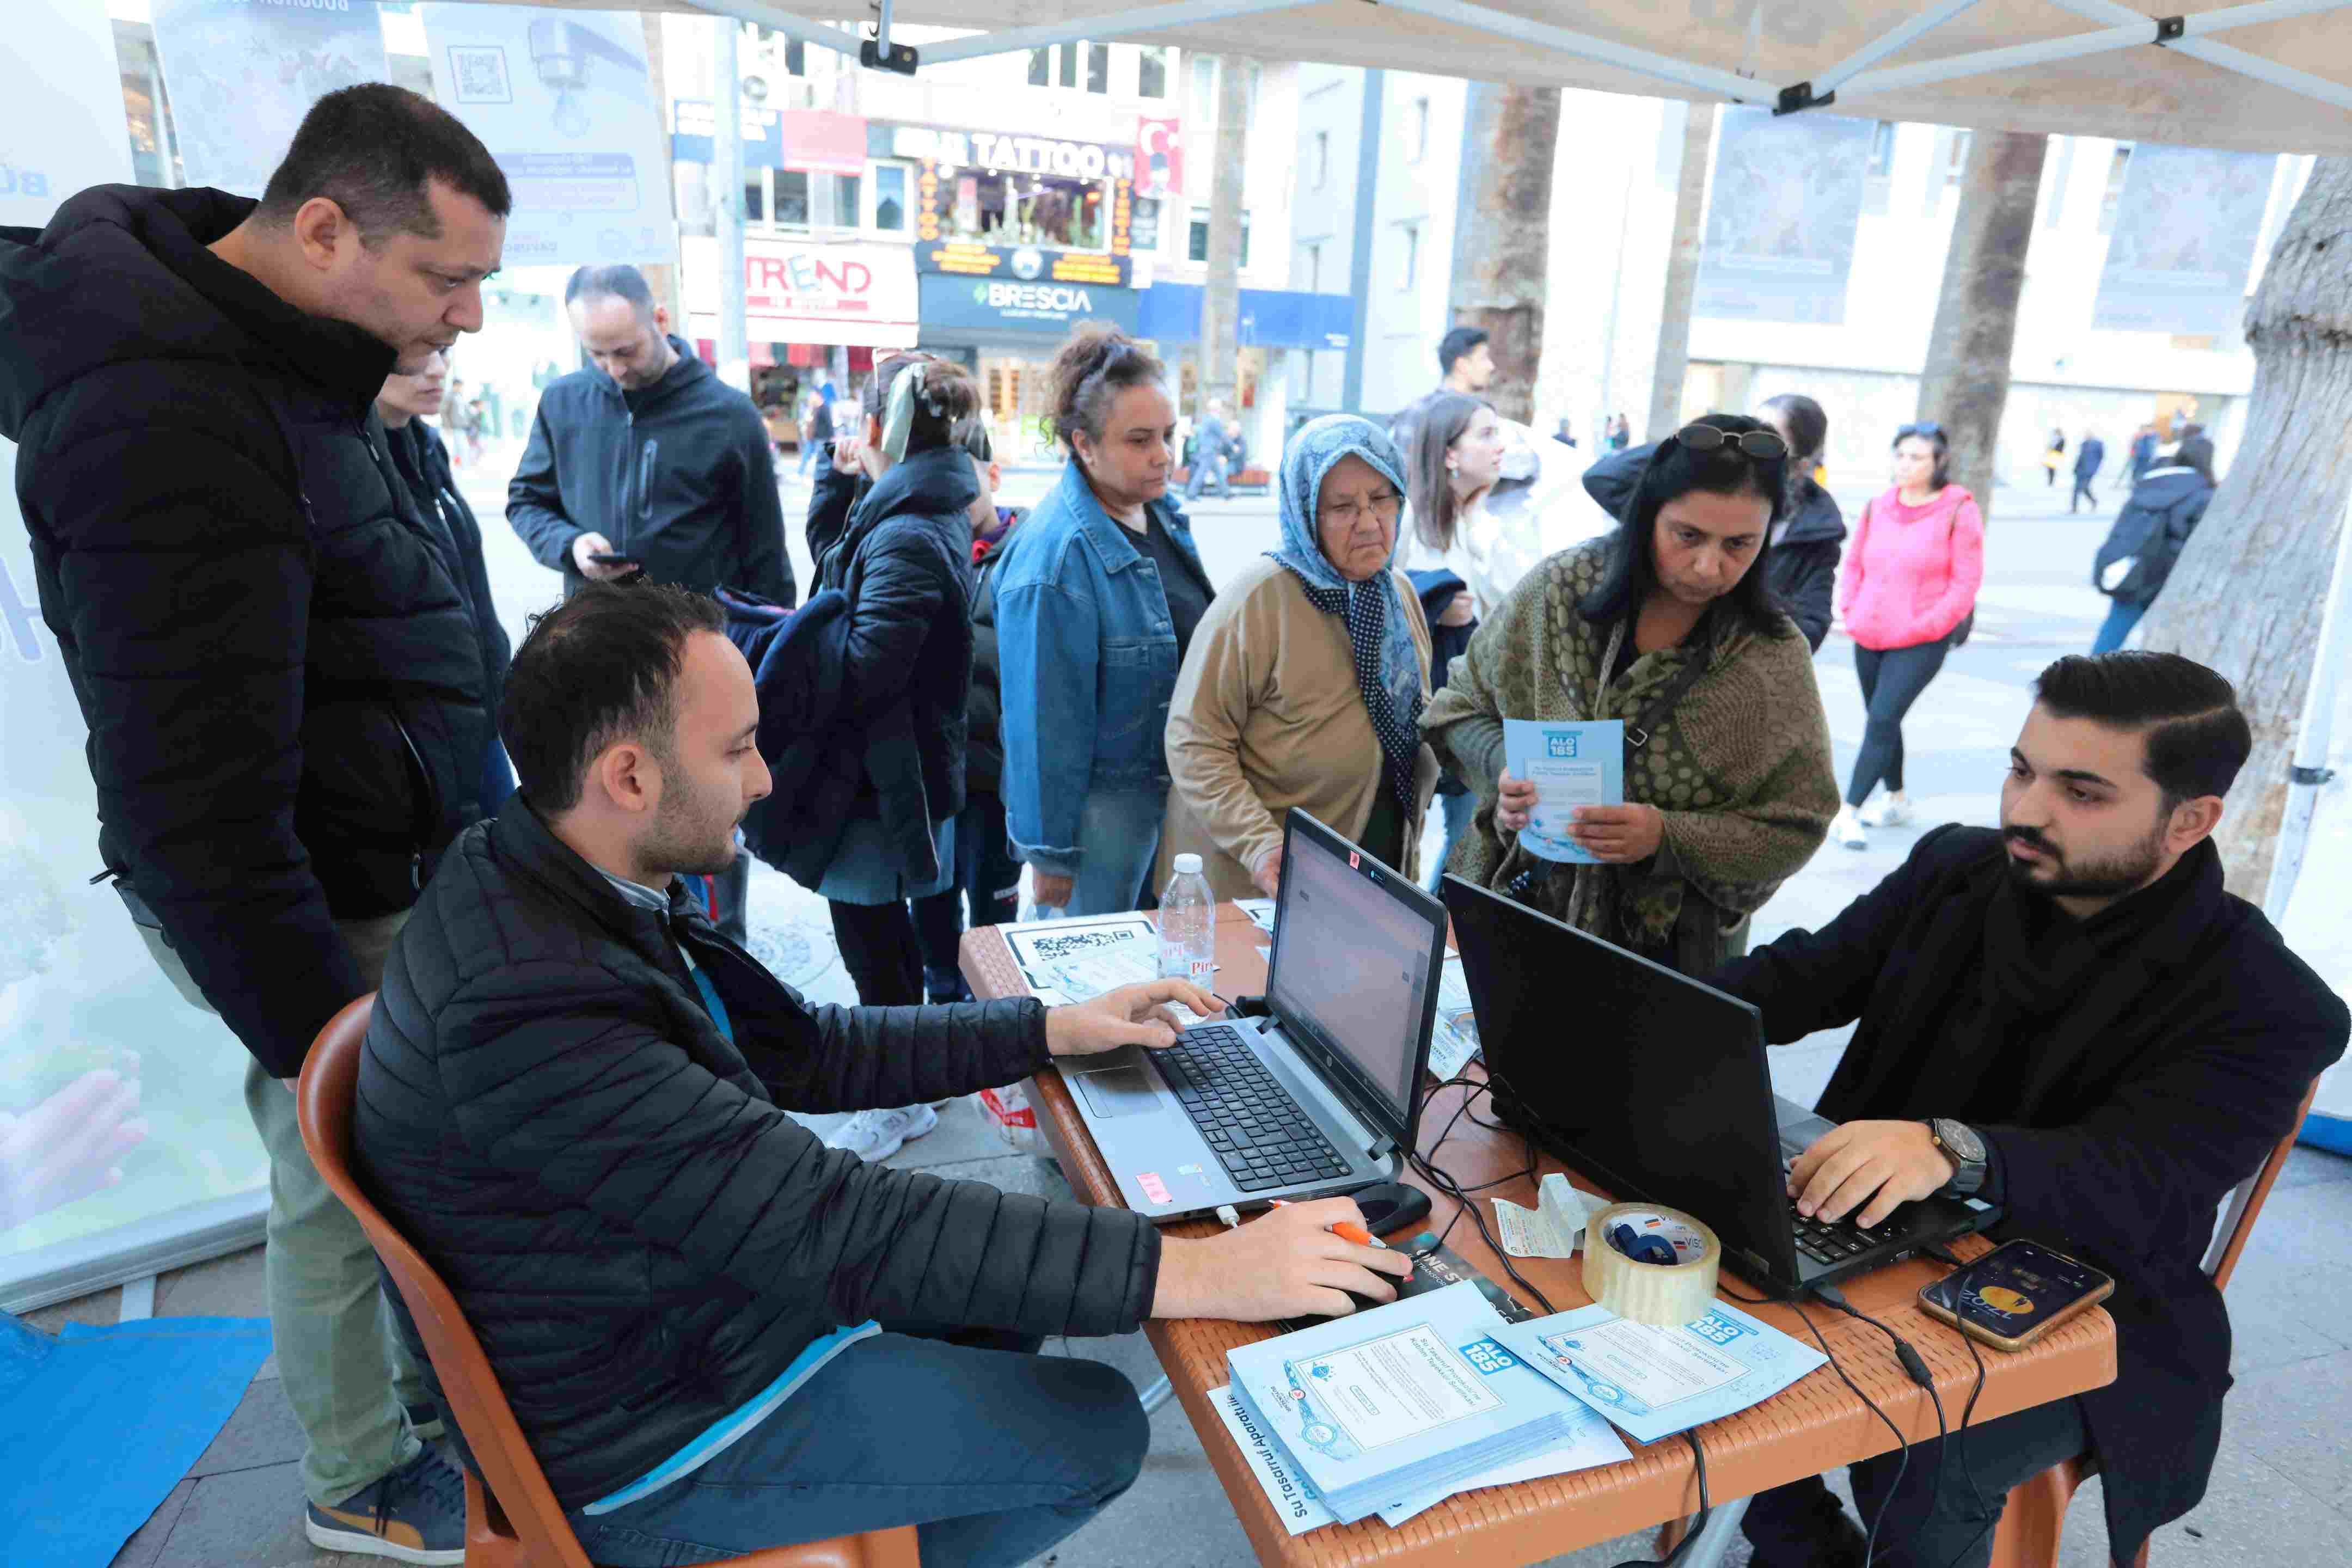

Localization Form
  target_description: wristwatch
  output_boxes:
[1925,1118,1989,1196]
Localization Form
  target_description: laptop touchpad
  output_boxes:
[1075,1067,1163,1119]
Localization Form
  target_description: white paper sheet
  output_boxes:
[1491,1174,1614,1260]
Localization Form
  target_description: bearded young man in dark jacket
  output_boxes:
[0,85,509,1563]
[1712,651,2348,1568]
[358,583,1407,1568]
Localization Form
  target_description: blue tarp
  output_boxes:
[1138,284,1353,351]
[0,1312,273,1567]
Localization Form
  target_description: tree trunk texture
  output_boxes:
[1916,130,2048,526]
[1646,102,1715,443]
[1449,82,1559,427]
[1200,56,1251,418]
[2138,156,2352,898]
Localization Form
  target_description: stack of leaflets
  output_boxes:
[1491,1300,1828,1444]
[1222,1281,1600,1526]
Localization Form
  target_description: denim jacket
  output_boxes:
[995,462,1213,877]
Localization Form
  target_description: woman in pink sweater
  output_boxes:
[1830,422,1984,849]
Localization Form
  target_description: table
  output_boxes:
[960,904,2117,1568]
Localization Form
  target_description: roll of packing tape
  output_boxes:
[1582,1204,1722,1326]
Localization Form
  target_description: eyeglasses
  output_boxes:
[1897,422,1944,440]
[1319,491,1405,529]
[1674,424,1787,461]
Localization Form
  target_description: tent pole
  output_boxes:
[1841,23,2158,97]
[2262,486,2352,924]
[2050,0,2352,112]
[1377,0,1760,101]
[918,0,1317,65]
[1810,0,1984,95]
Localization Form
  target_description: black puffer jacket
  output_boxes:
[0,186,489,1077]
[813,444,980,840]
[2093,467,2212,607]
[381,415,513,732]
[357,799,1161,1507]
[966,509,1025,796]
[1581,440,1847,652]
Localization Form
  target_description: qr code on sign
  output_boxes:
[446,46,513,105]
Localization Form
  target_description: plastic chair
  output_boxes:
[297,994,921,1568]
[1987,1075,2324,1568]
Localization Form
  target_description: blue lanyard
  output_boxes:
[688,958,735,1045]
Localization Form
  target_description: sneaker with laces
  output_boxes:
[824,1103,939,1161]
[304,1447,467,1565]
[1858,790,1913,828]
[1830,806,1868,851]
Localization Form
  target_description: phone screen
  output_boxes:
[1922,1240,2109,1339]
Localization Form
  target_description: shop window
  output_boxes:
[1303,241,1322,294]
[1133,196,1163,252]
[1187,210,1252,266]
[874,164,909,231]
[946,169,1111,250]
[1313,131,1329,190]
[743,176,767,225]
[1407,98,1430,164]
[1140,46,1169,99]
[1087,44,1110,95]
[776,170,810,228]
[1396,222,1419,291]
[1028,48,1051,88]
[1059,42,1081,88]
[835,173,861,230]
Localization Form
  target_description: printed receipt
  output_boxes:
[1294,1324,1503,1451]
[1491,1174,1612,1260]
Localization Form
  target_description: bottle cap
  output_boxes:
[1173,853,1203,875]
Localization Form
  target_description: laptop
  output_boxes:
[1441,874,2001,1296]
[1058,810,1449,1222]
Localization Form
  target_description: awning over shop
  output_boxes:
[1140,284,1352,351]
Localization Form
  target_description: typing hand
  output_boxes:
[1495,768,1538,834]
[1150,1198,1414,1321]
[1046,979,1222,1057]
[1567,804,1664,864]
[1787,1120,1957,1230]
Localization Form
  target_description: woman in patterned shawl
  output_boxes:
[1422,413,1837,973]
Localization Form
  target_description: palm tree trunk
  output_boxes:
[2139,157,2352,897]
[1646,103,1714,443]
[1200,56,1251,419]
[1448,82,1559,427]
[1916,131,2048,525]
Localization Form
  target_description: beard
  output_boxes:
[2003,820,2167,900]
[639,788,742,878]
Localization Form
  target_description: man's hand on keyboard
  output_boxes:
[1787,1120,1958,1230]
[1045,979,1222,1057]
[1150,1198,1413,1321]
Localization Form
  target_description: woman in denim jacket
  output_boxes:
[995,327,1217,916]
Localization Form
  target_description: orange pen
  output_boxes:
[1267,1199,1391,1251]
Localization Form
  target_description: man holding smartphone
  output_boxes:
[1710,652,2348,1568]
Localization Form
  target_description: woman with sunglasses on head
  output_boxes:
[1828,421,1985,850]
[1423,414,1839,975]
[1161,416,1438,898]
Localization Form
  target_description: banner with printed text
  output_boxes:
[150,0,389,198]
[1694,105,1873,326]
[2092,146,2277,335]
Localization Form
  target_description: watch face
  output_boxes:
[1939,1119,1987,1163]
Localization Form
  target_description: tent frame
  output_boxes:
[685,0,2352,112]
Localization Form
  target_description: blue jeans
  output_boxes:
[566,1323,1147,1568]
[2092,598,2147,655]
[1038,789,1167,918]
[1425,787,1477,894]
[1185,451,1229,500]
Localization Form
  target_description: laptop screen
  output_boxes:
[1442,875,1798,1285]
[1265,811,1447,1150]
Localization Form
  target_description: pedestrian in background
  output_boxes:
[1163,416,1438,897]
[2043,426,2066,488]
[797,378,835,479]
[1424,415,1837,973]
[2072,428,2106,513]
[1387,324,1494,456]
[997,326,1215,917]
[373,348,516,816]
[911,416,1029,1002]
[2092,434,2216,654]
[2128,421,2159,483]
[1186,396,1234,500]
[1830,422,1984,850]
[1608,414,1632,450]
[1553,415,1578,449]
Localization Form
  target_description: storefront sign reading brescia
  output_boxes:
[917,273,1141,334]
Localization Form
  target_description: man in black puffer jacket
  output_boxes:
[360,582,1408,1568]
[0,87,510,1564]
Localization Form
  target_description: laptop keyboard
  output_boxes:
[1787,1197,1901,1265]
[1152,1026,1352,1192]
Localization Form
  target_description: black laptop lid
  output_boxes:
[1441,874,1800,1285]
[1265,810,1448,1157]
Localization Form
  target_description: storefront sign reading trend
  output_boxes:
[682,235,920,349]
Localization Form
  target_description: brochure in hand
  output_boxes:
[1225,1281,1590,1525]
[1491,1300,1827,1445]
[1503,719,1624,865]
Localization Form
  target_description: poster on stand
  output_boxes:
[5,0,272,1306]
[149,0,388,198]
[1694,106,1872,326]
[419,4,673,268]
[2092,146,2277,335]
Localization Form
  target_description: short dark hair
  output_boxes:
[501,584,726,814]
[258,85,511,243]
[2033,652,2252,806]
[566,264,656,315]
[1438,326,1491,376]
[1583,412,1791,642]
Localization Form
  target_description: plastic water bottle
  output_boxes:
[1159,853,1217,986]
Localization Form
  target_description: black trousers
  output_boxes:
[912,791,1023,1003]
[1848,640,1950,806]
[1742,1395,2099,1568]
[2072,476,2098,512]
[827,897,925,1008]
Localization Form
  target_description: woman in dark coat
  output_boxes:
[2091,436,2216,654]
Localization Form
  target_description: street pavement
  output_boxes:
[39,460,2348,1568]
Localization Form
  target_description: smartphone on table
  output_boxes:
[1918,1239,2114,1352]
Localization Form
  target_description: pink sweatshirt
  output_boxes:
[1836,485,1985,651]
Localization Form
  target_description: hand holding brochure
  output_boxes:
[1492,1300,1827,1445]
[1503,719,1624,865]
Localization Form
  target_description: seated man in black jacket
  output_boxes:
[357,583,1411,1568]
[1714,651,2348,1568]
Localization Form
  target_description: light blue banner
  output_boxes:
[1695,106,1873,326]
[150,0,389,198]
[2092,146,2277,336]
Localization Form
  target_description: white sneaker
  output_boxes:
[1830,806,1869,851]
[823,1104,939,1162]
[1859,791,1913,828]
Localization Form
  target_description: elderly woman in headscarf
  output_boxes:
[1159,415,1439,899]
